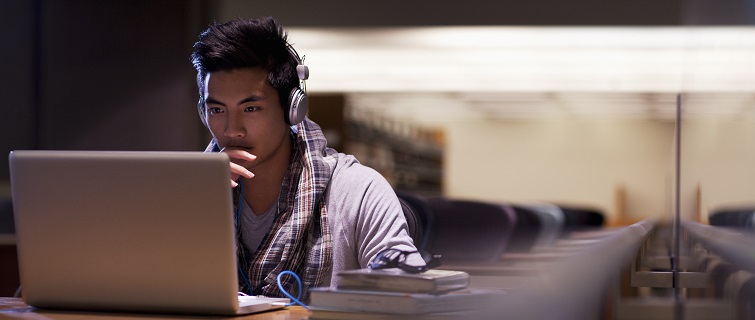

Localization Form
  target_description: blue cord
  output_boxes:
[277,270,309,309]
[236,180,252,293]
[237,179,307,309]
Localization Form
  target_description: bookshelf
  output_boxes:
[308,94,444,196]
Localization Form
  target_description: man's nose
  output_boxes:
[224,112,246,138]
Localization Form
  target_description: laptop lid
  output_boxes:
[9,150,284,315]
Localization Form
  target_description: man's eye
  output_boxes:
[244,106,260,112]
[208,107,223,114]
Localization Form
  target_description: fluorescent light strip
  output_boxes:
[289,27,755,93]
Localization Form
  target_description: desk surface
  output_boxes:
[0,298,310,320]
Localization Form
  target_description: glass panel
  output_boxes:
[681,93,755,222]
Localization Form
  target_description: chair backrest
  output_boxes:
[709,208,755,229]
[705,259,737,298]
[425,197,517,263]
[723,270,755,319]
[524,203,565,247]
[506,205,542,253]
[396,192,434,252]
[558,205,605,233]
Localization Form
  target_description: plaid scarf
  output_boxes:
[228,118,335,301]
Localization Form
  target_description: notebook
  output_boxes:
[8,150,289,315]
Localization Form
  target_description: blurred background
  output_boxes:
[1,0,754,302]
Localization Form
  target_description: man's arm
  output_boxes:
[327,158,422,268]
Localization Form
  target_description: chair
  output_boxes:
[557,205,604,234]
[709,207,755,230]
[705,259,738,299]
[396,191,434,252]
[724,270,755,320]
[524,203,565,248]
[506,205,542,253]
[425,197,517,263]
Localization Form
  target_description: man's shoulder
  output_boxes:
[326,153,400,222]
[331,153,382,181]
[327,152,393,197]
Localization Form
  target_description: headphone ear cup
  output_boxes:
[288,87,308,125]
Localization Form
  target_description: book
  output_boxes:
[308,287,505,315]
[309,308,476,319]
[337,268,470,293]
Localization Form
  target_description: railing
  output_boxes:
[683,220,755,275]
[479,219,656,320]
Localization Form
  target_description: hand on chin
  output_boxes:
[220,147,256,187]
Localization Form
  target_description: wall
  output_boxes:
[681,116,755,221]
[0,0,36,181]
[445,118,676,224]
[0,0,214,182]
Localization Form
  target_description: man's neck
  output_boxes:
[241,137,293,216]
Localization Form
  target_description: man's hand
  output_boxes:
[220,148,256,187]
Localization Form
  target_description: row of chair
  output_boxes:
[688,233,755,320]
[709,207,755,229]
[396,192,604,263]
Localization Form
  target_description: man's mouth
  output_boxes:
[223,145,253,152]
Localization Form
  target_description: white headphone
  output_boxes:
[286,48,309,125]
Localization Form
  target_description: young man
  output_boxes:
[190,17,420,300]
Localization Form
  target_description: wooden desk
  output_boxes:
[0,298,310,319]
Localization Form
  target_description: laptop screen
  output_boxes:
[9,151,251,315]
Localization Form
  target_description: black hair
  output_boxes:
[191,17,300,123]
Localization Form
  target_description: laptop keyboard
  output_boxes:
[238,295,289,307]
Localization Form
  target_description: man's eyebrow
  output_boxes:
[204,97,224,106]
[204,95,264,106]
[238,95,264,105]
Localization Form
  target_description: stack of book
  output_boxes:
[309,268,505,319]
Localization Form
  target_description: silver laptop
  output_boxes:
[9,150,289,315]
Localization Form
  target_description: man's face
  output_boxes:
[203,67,290,169]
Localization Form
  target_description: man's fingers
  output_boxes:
[229,162,254,179]
[219,148,255,188]
[221,148,257,162]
